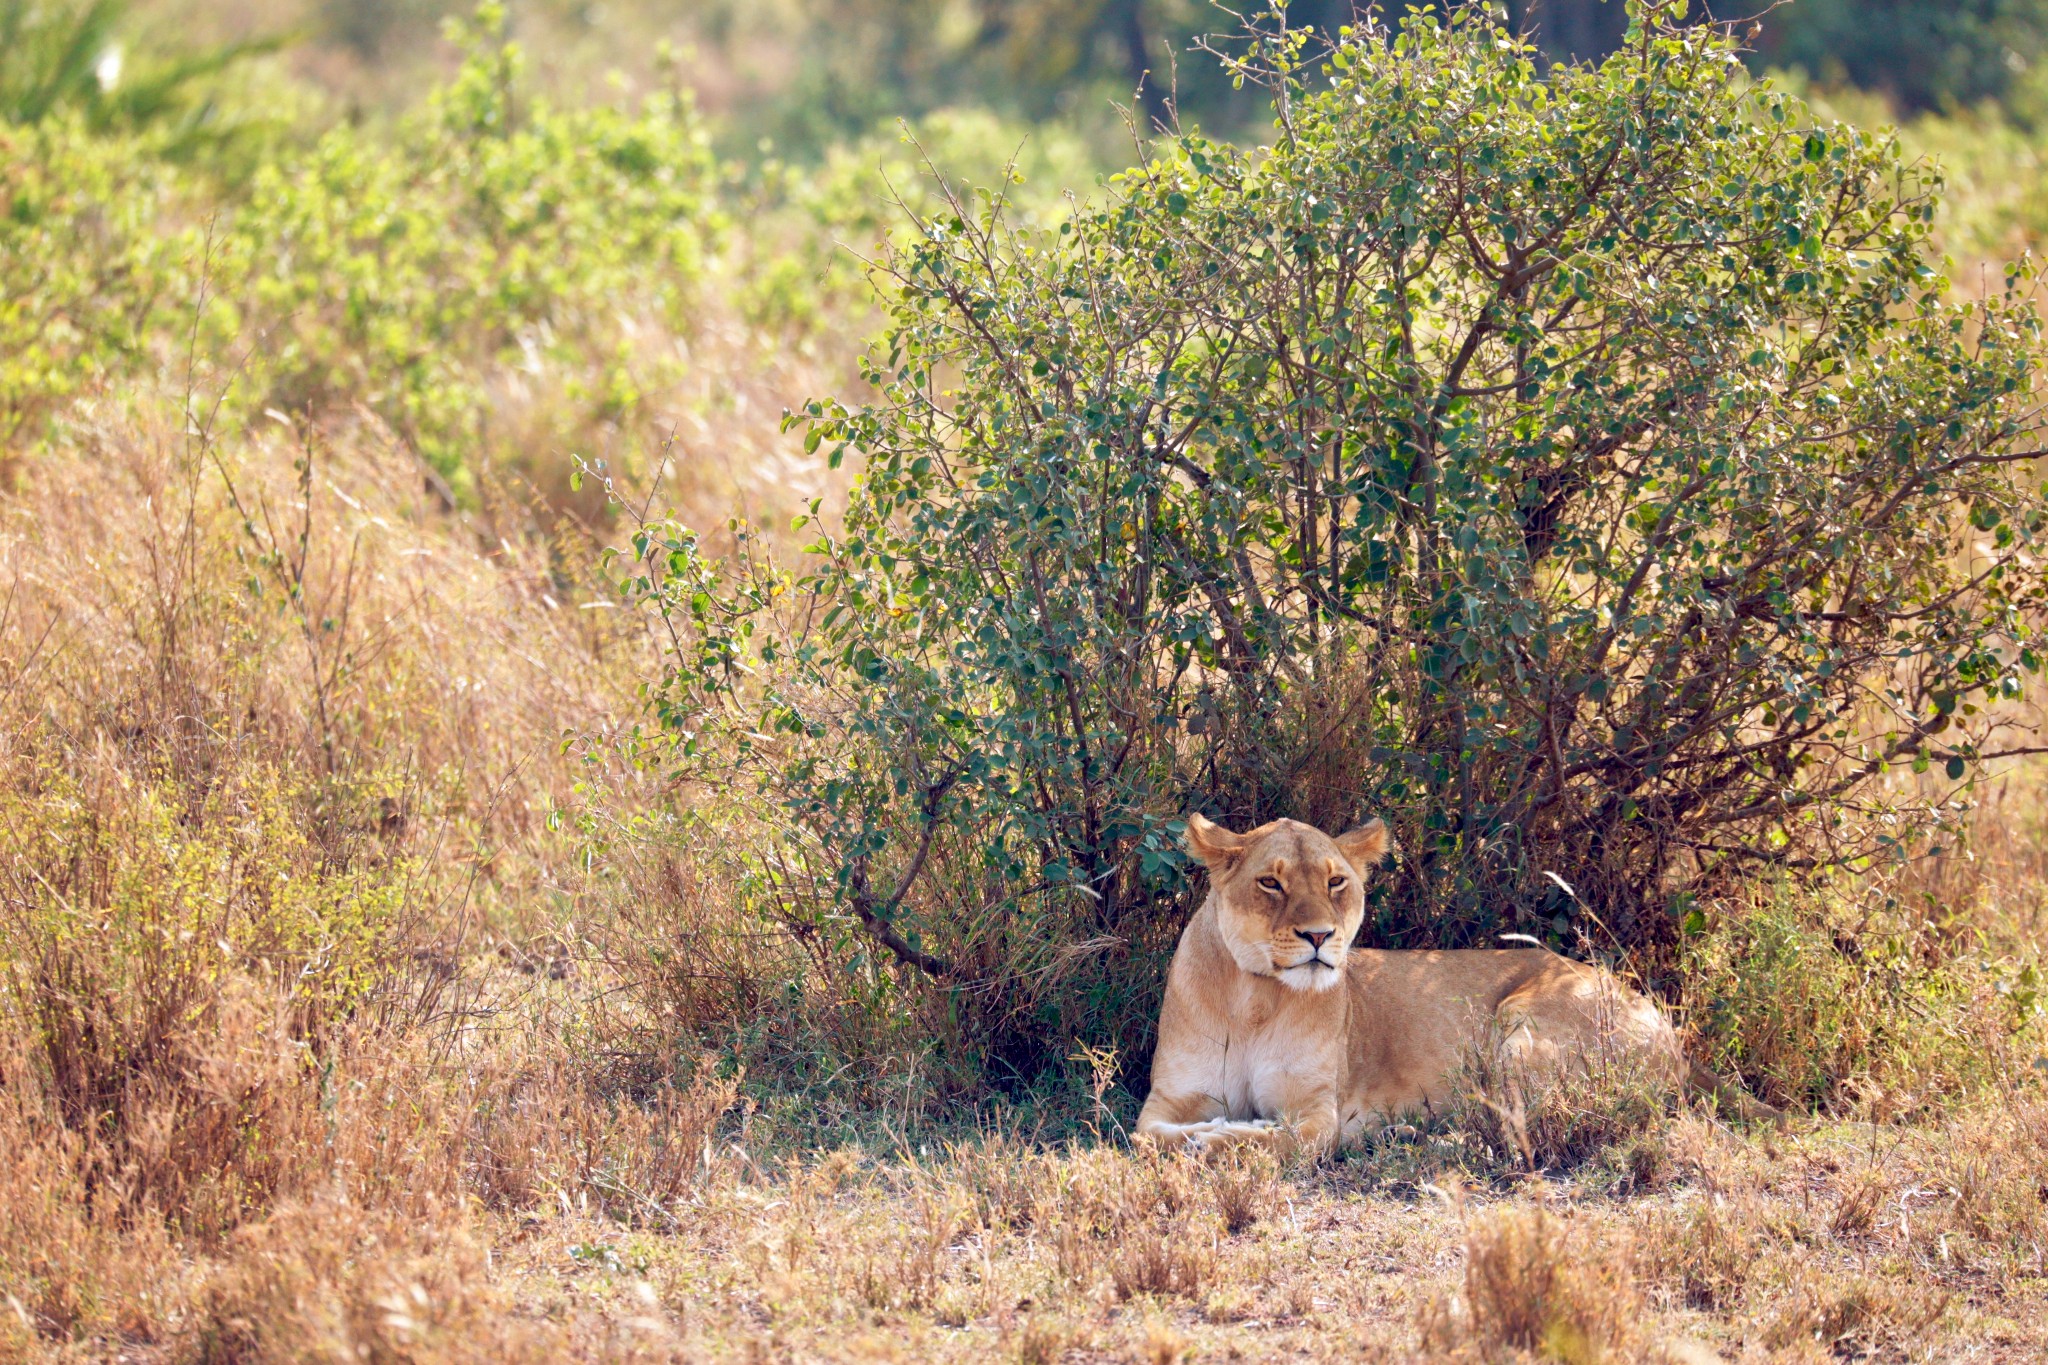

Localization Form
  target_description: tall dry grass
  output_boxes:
[1419,1204,1643,1362]
[0,386,764,1354]
[0,15,2043,1361]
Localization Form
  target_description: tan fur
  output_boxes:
[1135,814,1684,1158]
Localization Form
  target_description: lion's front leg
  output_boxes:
[1137,1088,1289,1152]
[1135,1089,1242,1149]
[1175,1116,1283,1152]
[1230,1093,1339,1160]
[1139,1091,1339,1160]
[1187,1111,1337,1159]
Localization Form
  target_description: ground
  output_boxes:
[147,1097,2044,1362]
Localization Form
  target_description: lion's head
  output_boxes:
[1184,814,1392,991]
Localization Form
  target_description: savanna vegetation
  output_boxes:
[1,0,2046,1359]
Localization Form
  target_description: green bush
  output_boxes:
[1683,881,2044,1114]
[0,4,722,503]
[0,116,190,449]
[633,2,2048,1083]
[216,4,719,498]
[0,757,406,1230]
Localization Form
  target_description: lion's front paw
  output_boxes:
[1182,1118,1279,1153]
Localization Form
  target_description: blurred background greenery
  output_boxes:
[14,1,2048,257]
[30,0,2048,154]
[7,0,2048,543]
[3,1,2046,256]
[8,0,2048,515]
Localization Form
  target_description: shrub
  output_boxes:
[0,4,723,506]
[0,757,404,1234]
[634,2,2048,1081]
[1683,879,2045,1113]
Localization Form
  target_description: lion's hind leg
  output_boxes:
[1489,972,1683,1101]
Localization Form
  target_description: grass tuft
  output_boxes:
[1421,1205,1640,1363]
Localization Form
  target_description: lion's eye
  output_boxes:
[1256,876,1282,893]
[1328,877,1347,891]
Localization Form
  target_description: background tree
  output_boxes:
[1752,0,2048,117]
[1505,0,1629,62]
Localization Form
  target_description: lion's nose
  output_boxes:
[1297,928,1333,950]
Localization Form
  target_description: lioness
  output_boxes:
[1135,813,1687,1157]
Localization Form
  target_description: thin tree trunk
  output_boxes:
[1112,0,1169,127]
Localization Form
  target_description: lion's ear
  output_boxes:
[1183,812,1248,872]
[1335,817,1391,874]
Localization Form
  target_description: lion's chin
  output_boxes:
[1277,959,1347,992]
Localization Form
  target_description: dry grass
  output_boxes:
[191,1196,534,1364]
[0,292,2045,1363]
[1420,1204,1642,1362]
[4,11,2048,1361]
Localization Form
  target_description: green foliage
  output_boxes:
[0,755,407,1227]
[0,4,722,498]
[726,106,1101,332]
[1,0,282,142]
[637,2,2048,1082]
[2,760,404,1030]
[0,117,187,446]
[1683,880,2045,1113]
[714,0,1224,152]
[219,5,718,493]
[0,0,126,126]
